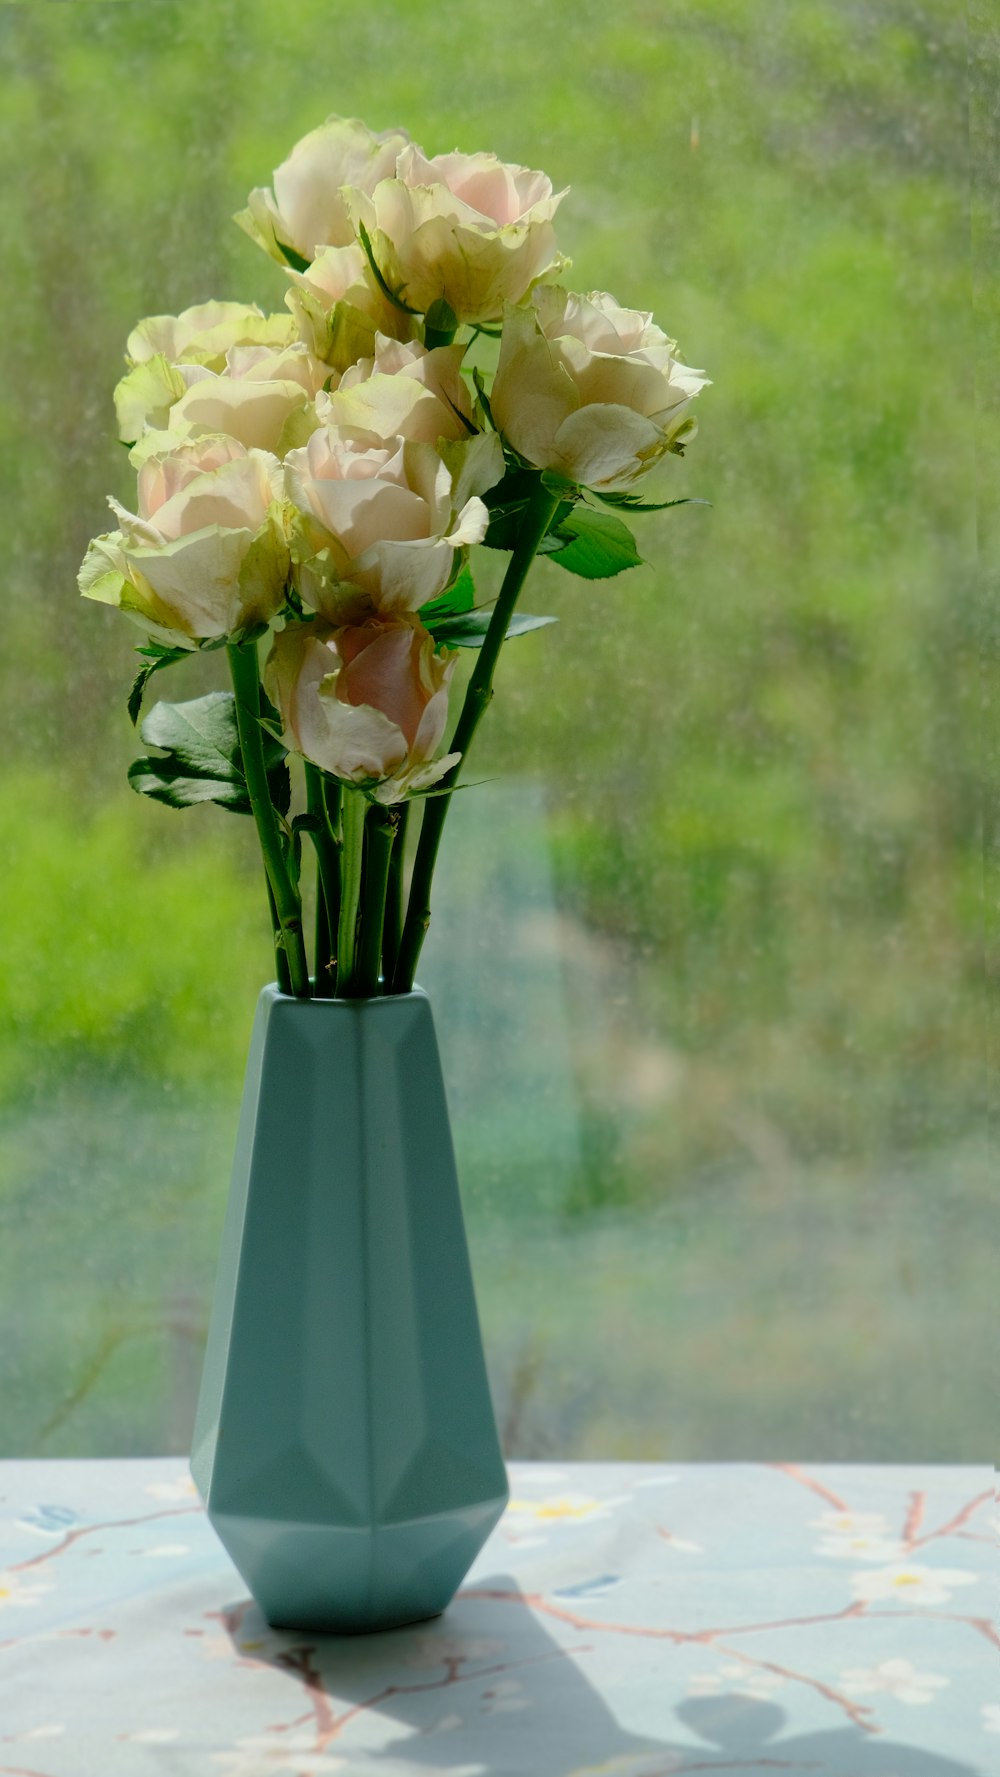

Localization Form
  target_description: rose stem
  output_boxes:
[380,799,409,988]
[355,804,398,998]
[335,784,367,997]
[391,479,561,993]
[264,876,292,995]
[304,763,341,997]
[227,639,310,998]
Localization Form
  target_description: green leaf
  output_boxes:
[481,468,574,551]
[594,490,712,513]
[430,610,558,649]
[420,562,477,630]
[140,692,246,778]
[129,691,289,816]
[546,507,644,579]
[276,239,311,274]
[127,757,255,813]
[126,642,189,726]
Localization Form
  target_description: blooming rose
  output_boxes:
[491,287,708,489]
[124,301,295,371]
[115,306,296,443]
[345,145,567,326]
[284,244,415,372]
[78,436,289,644]
[265,616,458,801]
[285,429,490,619]
[237,115,409,266]
[317,336,476,446]
[120,343,330,458]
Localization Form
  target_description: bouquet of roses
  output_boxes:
[79,114,708,1001]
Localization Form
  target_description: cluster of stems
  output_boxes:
[230,479,561,1001]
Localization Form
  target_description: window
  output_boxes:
[0,0,992,1461]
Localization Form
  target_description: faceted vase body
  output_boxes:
[191,985,508,1633]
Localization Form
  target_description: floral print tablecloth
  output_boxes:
[0,1459,995,1775]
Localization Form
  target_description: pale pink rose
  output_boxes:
[78,436,289,643]
[265,616,458,800]
[285,428,488,618]
[237,115,410,266]
[491,287,708,489]
[284,243,415,370]
[345,144,567,326]
[317,336,476,446]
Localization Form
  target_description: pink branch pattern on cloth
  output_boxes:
[0,1458,994,1775]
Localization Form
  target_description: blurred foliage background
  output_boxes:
[0,0,994,1460]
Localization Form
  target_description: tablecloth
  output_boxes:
[0,1459,996,1775]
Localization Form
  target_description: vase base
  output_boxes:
[263,1604,446,1637]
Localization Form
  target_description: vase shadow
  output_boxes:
[674,1696,985,1775]
[219,1576,989,1774]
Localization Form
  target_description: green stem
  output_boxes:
[335,785,367,997]
[305,763,341,997]
[391,479,561,993]
[227,641,310,997]
[355,804,397,998]
[381,799,409,988]
[265,875,292,995]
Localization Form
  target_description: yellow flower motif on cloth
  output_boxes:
[850,1563,979,1607]
[144,1475,198,1502]
[506,1492,629,1524]
[0,1571,55,1609]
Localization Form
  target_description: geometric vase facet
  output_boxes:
[190,985,508,1633]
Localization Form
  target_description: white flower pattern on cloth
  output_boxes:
[687,1663,787,1701]
[210,1734,347,1774]
[811,1507,905,1563]
[0,1460,993,1769]
[849,1562,979,1606]
[838,1657,950,1705]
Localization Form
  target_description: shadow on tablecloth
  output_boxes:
[219,1575,984,1776]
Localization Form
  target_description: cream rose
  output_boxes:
[78,436,289,644]
[124,301,296,370]
[237,115,409,266]
[345,144,567,326]
[284,244,415,372]
[285,429,489,619]
[115,306,297,443]
[317,336,476,446]
[265,616,458,801]
[120,343,330,458]
[491,287,709,489]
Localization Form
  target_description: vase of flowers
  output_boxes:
[79,111,708,1631]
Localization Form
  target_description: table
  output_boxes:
[0,1460,995,1775]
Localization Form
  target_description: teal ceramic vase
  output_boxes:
[190,985,508,1633]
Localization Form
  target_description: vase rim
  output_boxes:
[261,981,428,1007]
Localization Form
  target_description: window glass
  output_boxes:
[0,0,993,1459]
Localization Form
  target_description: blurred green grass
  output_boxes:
[0,0,993,1458]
